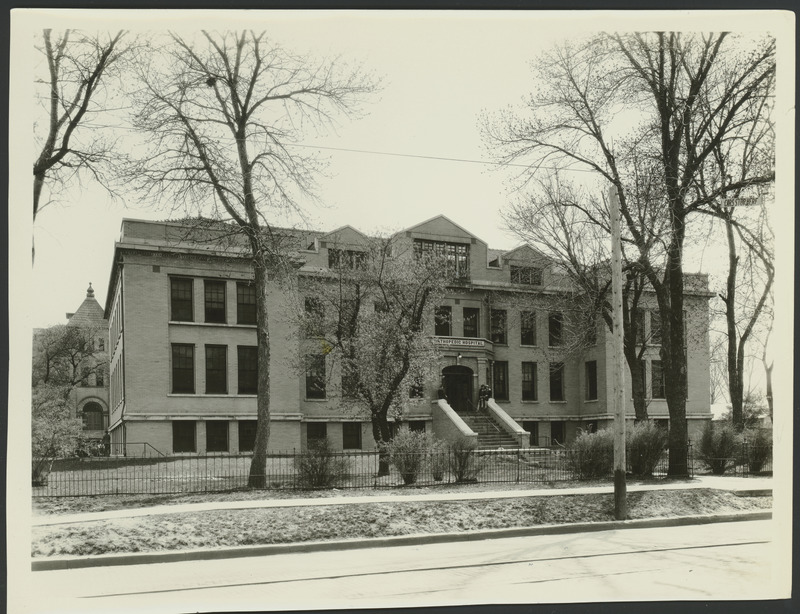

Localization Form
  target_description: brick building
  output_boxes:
[104,215,713,455]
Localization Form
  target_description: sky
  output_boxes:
[13,9,794,345]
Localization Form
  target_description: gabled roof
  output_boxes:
[399,215,486,245]
[502,244,551,263]
[319,225,370,246]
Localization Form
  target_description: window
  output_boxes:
[510,265,543,286]
[409,376,424,398]
[204,280,226,323]
[549,362,565,402]
[206,421,229,452]
[170,277,193,322]
[413,239,470,280]
[80,366,91,387]
[490,309,507,344]
[328,248,367,270]
[342,423,362,449]
[307,422,327,444]
[435,306,452,336]
[521,311,537,345]
[304,297,325,337]
[97,338,105,352]
[463,307,480,338]
[652,360,665,399]
[172,344,195,393]
[635,310,645,345]
[237,346,258,394]
[342,365,359,399]
[337,299,357,339]
[522,362,538,401]
[639,360,647,397]
[205,345,227,394]
[548,312,563,347]
[550,421,566,446]
[172,421,196,453]
[237,283,257,325]
[493,361,509,401]
[305,354,326,399]
[522,421,539,447]
[238,420,258,452]
[585,360,598,401]
[650,311,662,345]
[82,402,103,431]
[95,367,104,387]
[586,317,597,345]
[409,421,426,433]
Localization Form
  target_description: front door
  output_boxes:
[442,365,473,412]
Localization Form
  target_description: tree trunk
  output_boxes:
[371,411,391,477]
[248,258,272,488]
[664,253,689,477]
[722,215,745,431]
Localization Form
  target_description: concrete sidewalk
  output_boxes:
[32,475,772,527]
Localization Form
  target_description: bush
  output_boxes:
[449,436,482,483]
[296,438,349,488]
[627,421,668,477]
[387,428,428,485]
[698,422,740,475]
[427,438,448,481]
[744,428,772,473]
[568,429,614,479]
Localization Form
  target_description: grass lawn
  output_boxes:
[31,487,771,558]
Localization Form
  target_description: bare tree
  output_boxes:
[484,32,775,476]
[503,178,664,421]
[129,31,377,486]
[33,30,128,233]
[291,236,447,475]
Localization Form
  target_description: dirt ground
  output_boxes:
[31,488,771,558]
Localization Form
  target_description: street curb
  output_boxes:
[31,510,772,572]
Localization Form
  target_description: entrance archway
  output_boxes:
[442,365,473,412]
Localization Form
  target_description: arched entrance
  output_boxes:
[81,401,104,431]
[442,365,473,412]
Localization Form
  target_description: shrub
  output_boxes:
[449,436,482,483]
[387,427,428,485]
[296,438,349,488]
[697,422,740,475]
[568,428,614,479]
[427,438,448,481]
[627,421,668,477]
[744,428,772,473]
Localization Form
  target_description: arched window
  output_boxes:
[82,402,104,431]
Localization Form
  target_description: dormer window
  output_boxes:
[328,248,367,270]
[510,265,543,286]
[413,239,469,280]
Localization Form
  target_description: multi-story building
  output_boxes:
[104,215,712,455]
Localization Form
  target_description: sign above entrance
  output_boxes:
[434,337,485,348]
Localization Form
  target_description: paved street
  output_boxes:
[28,520,778,612]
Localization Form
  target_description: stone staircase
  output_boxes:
[457,411,520,449]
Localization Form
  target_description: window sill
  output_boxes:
[520,344,538,348]
[493,398,510,403]
[521,400,539,404]
[548,400,568,404]
[304,398,328,402]
[169,321,257,328]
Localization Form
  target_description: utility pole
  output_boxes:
[609,185,627,520]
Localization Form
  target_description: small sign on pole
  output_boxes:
[720,196,764,208]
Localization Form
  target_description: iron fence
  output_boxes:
[33,443,702,497]
[690,443,773,477]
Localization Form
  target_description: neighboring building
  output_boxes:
[104,216,713,455]
[66,284,110,440]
